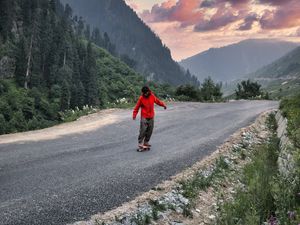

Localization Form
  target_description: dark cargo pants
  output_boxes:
[138,118,154,144]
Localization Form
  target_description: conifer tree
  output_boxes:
[15,37,28,87]
[85,42,99,105]
[60,80,70,111]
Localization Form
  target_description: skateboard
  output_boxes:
[137,145,151,152]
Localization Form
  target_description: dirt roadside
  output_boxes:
[0,109,121,144]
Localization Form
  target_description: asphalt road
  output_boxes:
[0,101,278,225]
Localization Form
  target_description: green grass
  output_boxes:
[216,113,300,225]
[280,93,300,148]
[181,156,230,200]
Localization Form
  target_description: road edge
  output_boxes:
[69,109,276,225]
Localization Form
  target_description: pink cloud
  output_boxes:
[260,0,300,29]
[297,28,300,37]
[140,0,300,32]
[195,5,244,31]
[137,0,300,60]
[130,3,139,10]
[238,13,258,30]
[141,0,204,27]
[140,0,252,32]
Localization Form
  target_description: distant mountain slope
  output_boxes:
[180,39,298,82]
[253,46,300,79]
[60,0,198,86]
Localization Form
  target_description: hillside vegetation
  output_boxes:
[253,46,300,79]
[0,0,171,134]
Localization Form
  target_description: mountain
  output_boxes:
[249,46,300,98]
[180,39,298,82]
[253,46,300,79]
[59,0,199,86]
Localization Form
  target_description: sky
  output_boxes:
[125,0,300,61]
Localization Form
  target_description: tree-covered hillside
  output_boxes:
[0,0,172,134]
[60,0,199,86]
[247,46,300,99]
[253,46,300,79]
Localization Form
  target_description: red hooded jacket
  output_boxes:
[133,92,166,119]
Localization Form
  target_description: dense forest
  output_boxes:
[0,0,175,134]
[60,0,199,86]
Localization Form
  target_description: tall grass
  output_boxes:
[217,112,300,225]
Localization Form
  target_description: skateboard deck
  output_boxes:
[137,146,151,152]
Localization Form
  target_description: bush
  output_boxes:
[0,114,7,134]
[235,79,262,99]
[175,77,223,102]
[9,111,28,132]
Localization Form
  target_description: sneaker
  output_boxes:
[138,143,144,148]
[137,144,146,152]
[143,143,151,147]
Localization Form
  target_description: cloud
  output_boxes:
[295,27,300,37]
[238,13,258,30]
[141,0,204,27]
[201,0,251,8]
[130,3,139,10]
[258,0,293,6]
[259,0,300,29]
[195,6,245,31]
[136,0,300,60]
[140,0,252,31]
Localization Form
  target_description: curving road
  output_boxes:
[0,101,278,225]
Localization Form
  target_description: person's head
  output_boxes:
[141,86,150,97]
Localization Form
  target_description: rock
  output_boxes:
[175,207,183,214]
[157,212,166,220]
[178,194,189,205]
[196,208,201,213]
[170,222,184,225]
[208,215,216,220]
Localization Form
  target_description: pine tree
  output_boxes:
[50,0,56,12]
[77,17,84,36]
[84,25,91,40]
[84,42,99,105]
[0,0,15,41]
[60,80,70,111]
[91,28,103,47]
[15,37,28,87]
[200,77,222,101]
[77,81,85,108]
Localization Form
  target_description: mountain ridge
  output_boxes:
[180,39,299,82]
[252,46,300,79]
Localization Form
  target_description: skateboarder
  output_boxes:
[133,86,167,151]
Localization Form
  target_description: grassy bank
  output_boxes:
[217,108,300,224]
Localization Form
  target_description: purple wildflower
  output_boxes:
[288,211,296,220]
[269,215,277,225]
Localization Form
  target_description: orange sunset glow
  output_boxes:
[125,0,300,61]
